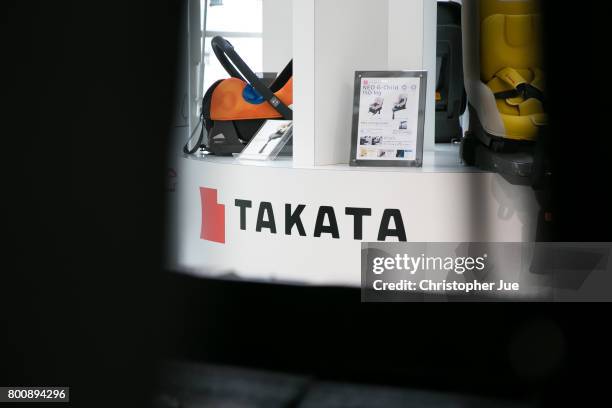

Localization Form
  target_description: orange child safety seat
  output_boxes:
[194,36,293,156]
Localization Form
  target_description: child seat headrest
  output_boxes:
[481,13,542,81]
[479,0,541,23]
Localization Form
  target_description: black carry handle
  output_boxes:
[211,36,292,120]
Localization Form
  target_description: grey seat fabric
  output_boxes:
[296,382,527,408]
[155,362,531,408]
[155,361,310,408]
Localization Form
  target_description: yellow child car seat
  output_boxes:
[462,0,552,238]
[462,0,546,151]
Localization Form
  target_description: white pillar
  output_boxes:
[263,0,293,74]
[293,0,437,166]
[292,0,316,167]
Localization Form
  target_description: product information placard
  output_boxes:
[350,71,427,167]
[238,120,293,161]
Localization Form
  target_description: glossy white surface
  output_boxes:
[186,144,479,173]
[168,143,537,286]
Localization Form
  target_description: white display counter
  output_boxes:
[166,0,538,286]
[167,142,538,286]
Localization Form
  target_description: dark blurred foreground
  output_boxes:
[2,1,612,407]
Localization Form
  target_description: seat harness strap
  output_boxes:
[493,67,545,104]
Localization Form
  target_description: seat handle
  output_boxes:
[211,36,293,120]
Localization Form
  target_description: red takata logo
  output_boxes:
[200,187,225,243]
[199,188,411,243]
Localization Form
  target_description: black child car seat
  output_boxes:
[436,0,467,143]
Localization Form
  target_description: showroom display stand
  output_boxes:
[168,0,538,286]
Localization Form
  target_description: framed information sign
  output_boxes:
[350,71,427,167]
